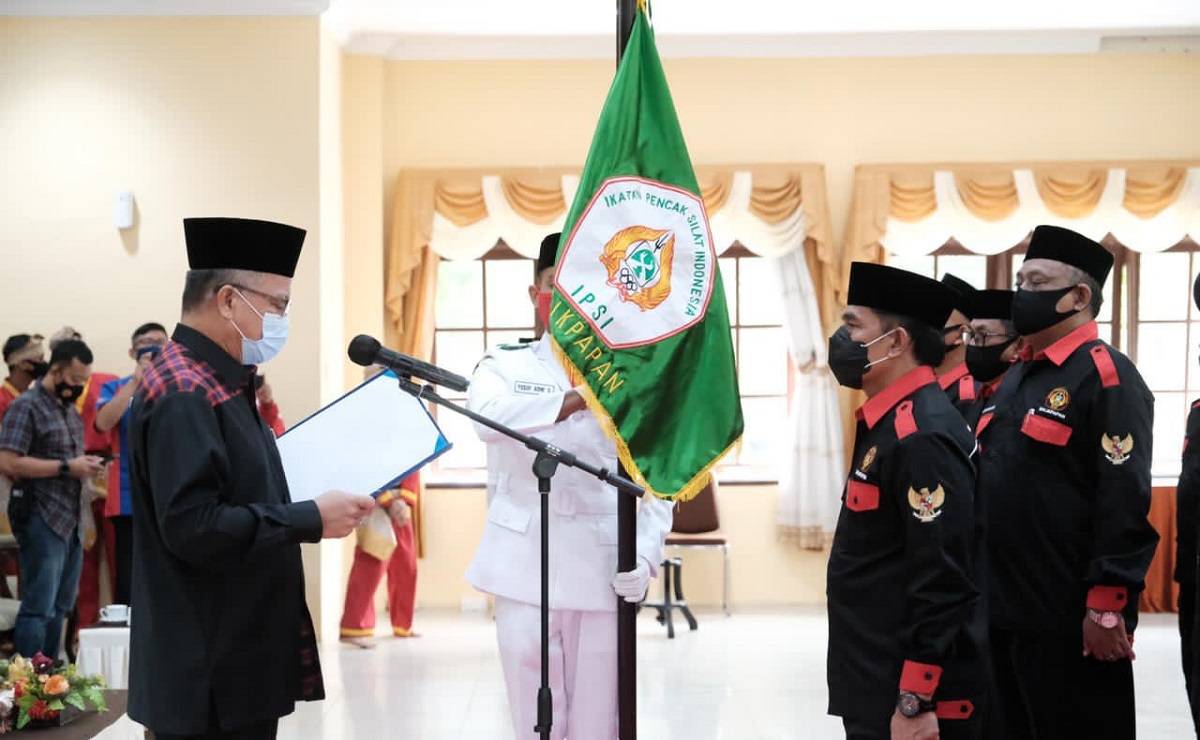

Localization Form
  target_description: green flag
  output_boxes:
[549,7,742,501]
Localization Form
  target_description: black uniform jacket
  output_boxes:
[1176,400,1200,589]
[127,325,325,734]
[828,365,987,724]
[940,362,983,429]
[977,321,1158,633]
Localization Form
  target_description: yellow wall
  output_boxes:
[379,53,1200,245]
[0,16,360,632]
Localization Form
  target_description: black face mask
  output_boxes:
[55,381,85,404]
[27,361,49,379]
[1011,286,1081,336]
[828,325,895,390]
[966,340,1017,383]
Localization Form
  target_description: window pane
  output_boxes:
[738,397,788,469]
[719,257,738,325]
[1152,392,1187,478]
[1136,322,1188,391]
[1098,266,1116,324]
[433,410,486,470]
[935,255,987,290]
[1098,323,1113,345]
[486,259,537,328]
[435,261,483,329]
[739,327,788,396]
[1138,252,1191,321]
[886,253,935,278]
[434,331,485,387]
[1188,323,1200,394]
[738,258,783,326]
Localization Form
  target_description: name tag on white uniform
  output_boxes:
[514,380,557,396]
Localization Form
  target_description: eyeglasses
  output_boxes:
[229,284,291,315]
[962,328,1017,347]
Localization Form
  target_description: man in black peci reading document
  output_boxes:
[127,217,374,740]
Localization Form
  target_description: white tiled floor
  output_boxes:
[280,608,1193,739]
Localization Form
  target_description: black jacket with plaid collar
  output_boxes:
[827,365,987,726]
[127,324,324,735]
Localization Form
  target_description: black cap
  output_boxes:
[940,273,977,317]
[1024,225,1113,286]
[185,217,305,278]
[847,262,956,330]
[969,289,1015,321]
[537,232,561,275]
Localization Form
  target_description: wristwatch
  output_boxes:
[897,691,936,718]
[1087,608,1121,629]
[58,459,70,478]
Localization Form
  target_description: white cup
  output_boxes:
[100,604,129,624]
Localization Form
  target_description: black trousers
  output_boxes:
[843,714,982,740]
[154,718,278,740]
[111,515,133,605]
[1182,577,1200,735]
[990,627,1135,740]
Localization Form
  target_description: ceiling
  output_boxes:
[6,0,1200,59]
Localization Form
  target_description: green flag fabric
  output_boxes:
[549,7,743,501]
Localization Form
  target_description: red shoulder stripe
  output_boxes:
[1089,346,1120,388]
[958,375,977,401]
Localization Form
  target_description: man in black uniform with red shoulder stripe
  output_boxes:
[826,262,988,740]
[936,273,983,426]
[1176,273,1200,733]
[978,225,1158,740]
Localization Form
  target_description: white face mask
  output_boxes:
[230,289,289,365]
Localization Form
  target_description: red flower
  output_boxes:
[29,654,53,675]
[27,700,48,721]
[12,683,22,701]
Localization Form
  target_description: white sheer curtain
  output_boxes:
[770,250,844,549]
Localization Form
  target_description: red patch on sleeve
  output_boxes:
[845,481,880,512]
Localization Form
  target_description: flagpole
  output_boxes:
[615,4,639,739]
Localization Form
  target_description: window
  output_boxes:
[430,246,535,481]
[717,247,790,479]
[887,237,1199,480]
[427,243,791,484]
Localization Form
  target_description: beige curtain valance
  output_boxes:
[845,161,1200,303]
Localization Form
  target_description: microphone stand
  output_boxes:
[391,374,644,740]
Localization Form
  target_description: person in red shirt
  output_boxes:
[339,472,421,648]
[47,327,118,631]
[1,334,47,425]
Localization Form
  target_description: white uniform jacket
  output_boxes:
[465,337,674,612]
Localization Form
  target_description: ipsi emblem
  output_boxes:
[1045,387,1071,412]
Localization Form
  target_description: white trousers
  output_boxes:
[494,597,618,740]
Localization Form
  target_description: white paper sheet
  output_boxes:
[276,370,451,502]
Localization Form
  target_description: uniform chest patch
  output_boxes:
[1045,387,1071,412]
[514,380,558,396]
[1102,433,1134,465]
[907,485,945,523]
[858,446,877,473]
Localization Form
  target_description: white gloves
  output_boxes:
[611,558,653,603]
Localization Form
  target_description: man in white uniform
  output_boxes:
[467,233,675,740]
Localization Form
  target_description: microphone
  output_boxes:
[347,335,470,393]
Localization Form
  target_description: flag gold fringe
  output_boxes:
[548,334,742,503]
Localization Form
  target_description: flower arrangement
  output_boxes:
[0,654,107,731]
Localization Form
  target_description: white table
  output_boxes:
[77,626,130,690]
